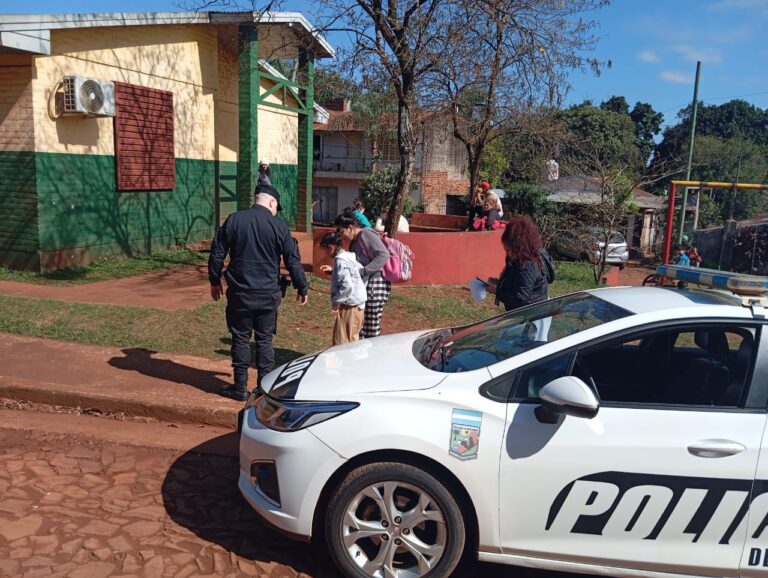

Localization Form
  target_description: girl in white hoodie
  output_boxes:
[319,231,367,345]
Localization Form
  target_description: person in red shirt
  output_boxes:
[689,245,703,267]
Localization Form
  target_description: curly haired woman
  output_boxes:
[488,216,552,311]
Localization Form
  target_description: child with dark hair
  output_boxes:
[319,230,367,345]
[334,209,391,338]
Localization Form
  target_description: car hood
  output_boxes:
[261,331,444,400]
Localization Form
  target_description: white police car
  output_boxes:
[239,266,768,578]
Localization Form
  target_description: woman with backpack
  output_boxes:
[488,216,554,312]
[334,209,392,338]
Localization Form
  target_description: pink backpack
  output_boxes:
[379,233,414,283]
[359,230,415,283]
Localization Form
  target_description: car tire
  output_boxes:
[618,263,626,271]
[325,461,466,578]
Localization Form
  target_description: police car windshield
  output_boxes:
[415,293,631,372]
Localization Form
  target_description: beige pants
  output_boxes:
[332,305,365,345]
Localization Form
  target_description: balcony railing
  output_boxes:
[313,157,401,174]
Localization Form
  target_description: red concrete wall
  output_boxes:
[410,213,466,230]
[313,226,506,285]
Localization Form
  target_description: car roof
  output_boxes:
[588,286,744,315]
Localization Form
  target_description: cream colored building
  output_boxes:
[0,11,333,270]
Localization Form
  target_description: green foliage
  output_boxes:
[630,102,664,162]
[503,183,568,246]
[361,166,414,220]
[478,139,508,189]
[558,104,642,172]
[314,67,359,106]
[687,136,768,225]
[600,96,630,115]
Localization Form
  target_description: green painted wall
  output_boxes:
[269,163,298,228]
[0,151,299,271]
[0,151,39,270]
[217,160,238,223]
[35,153,215,267]
[217,160,298,227]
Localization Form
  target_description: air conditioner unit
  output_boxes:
[61,76,115,117]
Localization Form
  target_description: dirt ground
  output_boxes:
[0,234,316,312]
[0,410,591,578]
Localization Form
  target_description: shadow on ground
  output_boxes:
[108,348,230,393]
[161,434,596,578]
[216,338,304,367]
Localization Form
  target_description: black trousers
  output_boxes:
[226,289,281,388]
[467,204,483,229]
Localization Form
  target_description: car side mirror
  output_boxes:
[536,376,599,423]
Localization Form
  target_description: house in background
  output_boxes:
[312,99,469,221]
[0,11,333,271]
[538,173,663,256]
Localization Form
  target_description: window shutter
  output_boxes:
[114,82,175,191]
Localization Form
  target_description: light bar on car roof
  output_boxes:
[657,265,768,296]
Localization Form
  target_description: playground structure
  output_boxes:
[645,180,768,286]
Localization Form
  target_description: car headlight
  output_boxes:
[245,392,358,432]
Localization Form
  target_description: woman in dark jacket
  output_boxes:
[334,210,391,338]
[490,216,551,311]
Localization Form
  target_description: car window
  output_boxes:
[609,232,625,244]
[578,326,756,407]
[512,354,572,400]
[413,293,632,373]
[513,325,757,408]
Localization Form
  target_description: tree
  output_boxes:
[690,136,768,225]
[316,0,457,237]
[653,99,768,176]
[360,165,415,221]
[503,183,568,247]
[629,102,663,164]
[426,0,608,195]
[313,67,359,105]
[558,103,642,171]
[600,95,629,115]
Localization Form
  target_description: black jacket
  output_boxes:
[496,250,550,311]
[208,205,308,295]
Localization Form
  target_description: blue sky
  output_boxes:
[3,0,767,132]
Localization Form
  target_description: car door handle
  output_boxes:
[687,439,746,458]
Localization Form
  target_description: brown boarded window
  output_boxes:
[114,82,175,191]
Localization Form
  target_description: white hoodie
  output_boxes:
[332,250,367,308]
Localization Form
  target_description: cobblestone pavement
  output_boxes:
[0,417,586,578]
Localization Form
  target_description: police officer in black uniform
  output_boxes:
[208,183,308,401]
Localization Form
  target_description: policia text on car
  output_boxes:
[208,183,308,401]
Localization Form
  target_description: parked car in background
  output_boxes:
[554,227,629,269]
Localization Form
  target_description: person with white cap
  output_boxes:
[208,182,308,401]
[258,158,272,187]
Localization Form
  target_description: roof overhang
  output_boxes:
[0,11,335,58]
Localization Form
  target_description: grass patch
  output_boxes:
[0,247,207,286]
[552,261,598,295]
[0,262,596,362]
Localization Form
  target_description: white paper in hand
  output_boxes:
[469,278,487,302]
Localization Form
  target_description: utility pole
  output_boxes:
[678,60,702,244]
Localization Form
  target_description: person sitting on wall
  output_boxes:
[466,183,485,231]
[472,192,502,231]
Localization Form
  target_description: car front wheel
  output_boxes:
[325,462,465,578]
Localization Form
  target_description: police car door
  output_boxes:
[496,323,766,577]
